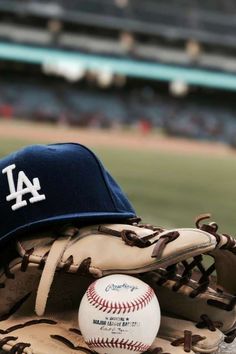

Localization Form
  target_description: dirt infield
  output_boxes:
[0,120,233,156]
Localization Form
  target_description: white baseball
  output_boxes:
[78,274,160,354]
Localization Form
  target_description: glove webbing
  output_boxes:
[156,255,213,297]
[155,257,236,342]
[156,255,236,309]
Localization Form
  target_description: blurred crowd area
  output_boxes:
[1,0,236,69]
[1,73,236,148]
[1,0,236,148]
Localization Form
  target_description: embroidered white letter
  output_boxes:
[2,164,46,210]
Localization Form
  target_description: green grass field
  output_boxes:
[1,136,236,234]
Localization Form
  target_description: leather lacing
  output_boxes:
[171,330,205,352]
[0,337,30,354]
[98,225,180,259]
[0,234,92,291]
[23,248,92,276]
[196,214,236,254]
[0,248,93,314]
[144,329,205,353]
[196,314,223,332]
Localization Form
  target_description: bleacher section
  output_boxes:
[0,0,236,49]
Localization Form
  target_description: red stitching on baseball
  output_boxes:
[87,281,154,314]
[86,337,150,352]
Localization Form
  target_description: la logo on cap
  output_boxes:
[2,164,46,211]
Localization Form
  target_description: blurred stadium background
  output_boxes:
[1,0,236,237]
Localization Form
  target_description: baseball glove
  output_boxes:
[0,220,220,354]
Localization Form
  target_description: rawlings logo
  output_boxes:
[105,283,138,293]
[2,164,46,210]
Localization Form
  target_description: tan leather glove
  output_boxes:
[0,221,217,354]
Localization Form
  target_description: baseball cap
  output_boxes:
[0,143,136,243]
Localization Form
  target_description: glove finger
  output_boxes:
[196,214,236,295]
[17,223,216,276]
[212,249,236,294]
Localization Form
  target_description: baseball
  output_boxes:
[78,274,160,354]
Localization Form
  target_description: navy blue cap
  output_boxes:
[0,143,136,243]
